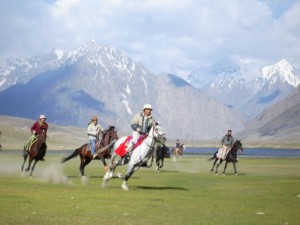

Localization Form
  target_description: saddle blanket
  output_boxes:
[216,147,231,160]
[114,135,146,157]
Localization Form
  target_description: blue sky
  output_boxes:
[0,0,299,77]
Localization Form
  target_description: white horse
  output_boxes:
[102,123,166,191]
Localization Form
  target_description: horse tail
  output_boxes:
[207,151,217,161]
[61,148,80,163]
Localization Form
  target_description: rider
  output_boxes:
[87,115,104,158]
[220,129,234,160]
[24,115,48,160]
[175,139,180,153]
[126,104,155,155]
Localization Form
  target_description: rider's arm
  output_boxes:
[131,124,141,132]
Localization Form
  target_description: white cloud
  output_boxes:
[0,0,299,76]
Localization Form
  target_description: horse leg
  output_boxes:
[80,158,92,177]
[233,162,238,175]
[21,154,28,171]
[210,158,218,172]
[121,162,137,191]
[104,154,117,181]
[25,158,33,172]
[29,160,38,176]
[100,157,108,173]
[156,158,160,171]
[215,160,222,175]
[160,158,164,168]
[223,161,228,175]
[149,155,154,168]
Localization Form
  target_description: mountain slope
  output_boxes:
[239,85,300,145]
[0,41,245,140]
[187,59,300,119]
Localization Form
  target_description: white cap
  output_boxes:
[143,104,152,110]
[40,115,46,119]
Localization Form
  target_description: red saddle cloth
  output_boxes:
[114,134,147,157]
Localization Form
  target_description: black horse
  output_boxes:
[209,140,243,175]
[149,144,170,171]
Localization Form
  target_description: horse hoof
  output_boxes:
[235,173,239,176]
[215,173,218,175]
[121,183,129,191]
[117,173,123,179]
[223,173,226,176]
[101,180,108,188]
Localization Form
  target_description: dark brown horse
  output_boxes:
[61,125,118,176]
[209,140,243,175]
[21,131,47,176]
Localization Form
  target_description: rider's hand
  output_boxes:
[136,128,141,132]
[32,130,36,134]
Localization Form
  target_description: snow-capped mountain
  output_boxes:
[187,59,300,119]
[0,40,245,140]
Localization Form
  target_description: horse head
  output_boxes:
[235,139,243,152]
[102,126,119,145]
[34,130,46,153]
[151,123,166,144]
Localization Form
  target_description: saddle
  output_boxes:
[87,140,101,151]
[115,134,147,157]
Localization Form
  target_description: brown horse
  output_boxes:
[61,125,118,176]
[21,130,47,176]
[171,144,185,162]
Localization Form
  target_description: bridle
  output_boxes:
[143,124,166,148]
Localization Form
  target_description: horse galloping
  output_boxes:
[149,144,170,171]
[172,144,185,162]
[61,125,118,176]
[21,131,47,176]
[209,140,243,175]
[103,123,166,191]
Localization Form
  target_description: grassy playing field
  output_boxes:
[0,152,299,225]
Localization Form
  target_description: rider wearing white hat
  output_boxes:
[126,104,155,154]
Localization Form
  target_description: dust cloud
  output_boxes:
[0,157,71,185]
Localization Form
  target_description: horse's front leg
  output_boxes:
[232,162,238,175]
[121,162,138,191]
[100,157,108,173]
[25,158,33,172]
[29,160,38,176]
[222,161,228,175]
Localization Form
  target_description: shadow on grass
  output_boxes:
[136,186,189,191]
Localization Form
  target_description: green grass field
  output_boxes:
[0,152,299,225]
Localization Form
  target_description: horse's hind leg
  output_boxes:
[210,158,217,172]
[215,160,222,175]
[21,155,28,171]
[80,158,92,177]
